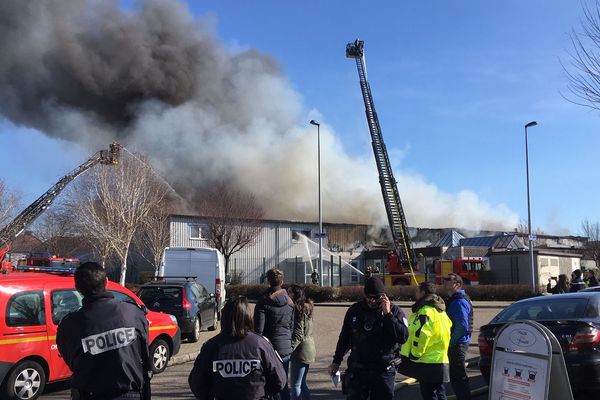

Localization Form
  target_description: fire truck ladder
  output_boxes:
[0,143,121,257]
[346,39,417,284]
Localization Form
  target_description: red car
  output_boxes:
[0,267,181,400]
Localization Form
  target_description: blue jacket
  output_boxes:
[446,290,471,346]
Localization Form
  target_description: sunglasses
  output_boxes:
[367,294,383,300]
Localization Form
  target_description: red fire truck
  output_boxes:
[432,257,490,285]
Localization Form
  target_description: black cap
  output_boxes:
[364,276,385,296]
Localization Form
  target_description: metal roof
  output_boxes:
[431,230,465,248]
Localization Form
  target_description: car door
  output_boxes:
[47,287,83,380]
[191,284,210,326]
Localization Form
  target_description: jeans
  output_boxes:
[274,354,291,400]
[419,381,447,400]
[448,343,471,400]
[289,359,310,400]
[346,366,395,400]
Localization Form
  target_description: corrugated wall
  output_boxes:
[169,215,362,284]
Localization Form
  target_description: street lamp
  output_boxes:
[310,120,324,286]
[525,121,538,293]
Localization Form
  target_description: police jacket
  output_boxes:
[188,332,286,400]
[570,278,586,292]
[399,294,451,383]
[254,286,294,356]
[332,299,409,368]
[56,292,150,395]
[446,290,472,346]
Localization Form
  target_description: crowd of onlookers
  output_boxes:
[547,269,599,294]
[188,268,474,400]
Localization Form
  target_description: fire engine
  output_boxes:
[432,257,490,285]
[0,264,180,400]
[346,39,424,286]
[18,256,81,269]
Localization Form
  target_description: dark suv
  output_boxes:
[138,278,218,342]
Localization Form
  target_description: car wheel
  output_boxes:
[150,339,170,374]
[187,317,201,342]
[208,308,218,331]
[1,360,46,400]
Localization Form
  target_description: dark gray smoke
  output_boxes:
[0,0,518,229]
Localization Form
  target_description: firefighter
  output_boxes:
[57,262,152,400]
[327,276,409,400]
[188,296,287,400]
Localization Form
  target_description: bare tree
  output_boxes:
[515,219,546,235]
[196,183,264,278]
[31,202,85,257]
[134,196,173,276]
[68,155,169,284]
[0,179,19,230]
[581,219,600,265]
[565,1,600,109]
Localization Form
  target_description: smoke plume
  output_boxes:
[0,0,518,230]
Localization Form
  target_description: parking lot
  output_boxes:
[41,302,503,399]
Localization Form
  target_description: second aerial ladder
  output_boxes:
[346,39,421,285]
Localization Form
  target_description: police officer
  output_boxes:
[189,296,287,400]
[327,276,409,400]
[57,262,152,400]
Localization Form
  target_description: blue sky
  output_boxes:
[1,1,599,235]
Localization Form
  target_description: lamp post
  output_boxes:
[525,121,538,293]
[310,120,324,286]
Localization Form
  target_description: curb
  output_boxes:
[394,357,483,392]
[314,302,510,309]
[168,351,200,367]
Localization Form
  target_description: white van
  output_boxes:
[158,247,226,317]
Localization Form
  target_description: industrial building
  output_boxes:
[169,215,592,288]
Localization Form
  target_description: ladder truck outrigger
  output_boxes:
[0,143,121,271]
[346,39,424,286]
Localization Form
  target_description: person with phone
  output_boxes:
[547,274,569,294]
[327,276,409,400]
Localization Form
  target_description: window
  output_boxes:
[51,290,83,324]
[351,262,359,283]
[190,225,205,239]
[138,287,182,307]
[7,291,45,327]
[292,230,311,243]
[494,298,589,323]
[109,290,138,306]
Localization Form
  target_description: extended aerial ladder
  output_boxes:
[0,143,121,269]
[346,39,421,285]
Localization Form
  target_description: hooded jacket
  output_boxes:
[399,294,451,383]
[254,286,294,356]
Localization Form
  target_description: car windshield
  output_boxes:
[494,297,598,323]
[138,286,182,306]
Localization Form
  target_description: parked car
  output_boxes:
[580,286,600,292]
[0,266,181,400]
[478,292,600,394]
[137,278,218,343]
[158,247,226,318]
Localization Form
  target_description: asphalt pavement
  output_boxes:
[40,302,503,399]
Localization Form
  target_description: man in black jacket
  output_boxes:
[57,262,152,400]
[254,268,294,400]
[328,276,409,400]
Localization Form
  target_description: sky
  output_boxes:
[1,0,599,235]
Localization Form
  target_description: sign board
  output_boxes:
[314,232,327,238]
[489,320,572,400]
[528,234,537,241]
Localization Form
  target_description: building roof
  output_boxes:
[431,230,465,248]
[458,233,526,250]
